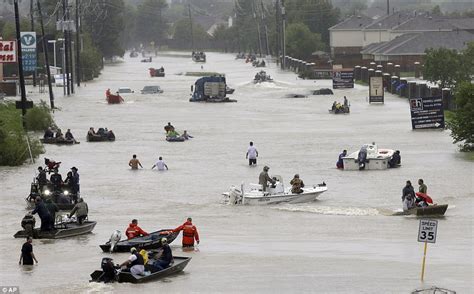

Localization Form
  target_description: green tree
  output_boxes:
[285,23,323,60]
[423,48,468,89]
[173,19,208,49]
[447,82,474,151]
[135,0,168,46]
[431,5,443,16]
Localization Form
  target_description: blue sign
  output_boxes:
[20,32,37,72]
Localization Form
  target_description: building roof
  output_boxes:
[364,12,412,30]
[392,16,457,31]
[329,15,374,30]
[362,30,474,56]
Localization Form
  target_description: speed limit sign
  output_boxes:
[418,219,438,243]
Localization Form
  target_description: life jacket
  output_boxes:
[139,250,148,265]
[126,224,139,239]
[130,252,144,267]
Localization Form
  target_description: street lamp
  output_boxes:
[47,40,57,67]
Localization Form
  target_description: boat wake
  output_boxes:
[274,205,380,216]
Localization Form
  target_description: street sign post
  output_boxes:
[369,76,384,103]
[418,219,438,281]
[409,96,445,129]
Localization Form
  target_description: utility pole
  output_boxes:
[14,0,30,128]
[75,0,80,87]
[276,0,281,63]
[63,0,70,95]
[261,0,270,56]
[67,4,74,94]
[252,1,263,57]
[188,4,194,51]
[281,0,286,70]
[387,0,390,15]
[30,0,37,87]
[37,0,54,109]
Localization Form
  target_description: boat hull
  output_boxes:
[40,138,79,145]
[243,188,326,205]
[14,221,96,239]
[410,204,448,216]
[99,230,179,252]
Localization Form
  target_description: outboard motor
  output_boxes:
[357,147,368,170]
[109,230,121,252]
[100,257,117,283]
[21,214,36,237]
[228,186,243,205]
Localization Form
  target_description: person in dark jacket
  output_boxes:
[402,180,416,211]
[31,197,53,231]
[71,167,80,196]
[152,238,173,271]
[19,237,38,265]
[44,198,59,225]
[336,150,347,169]
[389,150,401,168]
[50,169,63,192]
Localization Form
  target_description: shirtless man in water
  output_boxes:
[129,154,143,170]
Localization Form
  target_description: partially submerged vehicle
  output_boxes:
[149,67,165,77]
[313,88,333,95]
[189,76,237,103]
[90,255,191,283]
[141,57,152,63]
[223,176,327,205]
[342,143,395,170]
[141,86,163,94]
[253,70,273,83]
[99,229,179,253]
[284,93,307,98]
[14,215,96,239]
[87,128,115,142]
[40,137,79,145]
[192,51,206,62]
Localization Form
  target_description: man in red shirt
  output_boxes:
[173,217,200,247]
[125,219,149,239]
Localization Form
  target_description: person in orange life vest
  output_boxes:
[173,217,200,247]
[126,219,149,239]
[106,88,111,97]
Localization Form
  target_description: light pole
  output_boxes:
[48,40,57,67]
[57,38,65,95]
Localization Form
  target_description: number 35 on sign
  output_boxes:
[418,219,438,243]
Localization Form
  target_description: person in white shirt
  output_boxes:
[120,247,145,276]
[246,141,258,166]
[152,157,168,171]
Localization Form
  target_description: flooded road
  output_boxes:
[0,52,472,293]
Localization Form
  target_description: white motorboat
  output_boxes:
[223,176,327,205]
[342,143,394,170]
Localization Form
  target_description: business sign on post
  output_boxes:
[418,219,438,243]
[369,76,384,103]
[409,96,445,129]
[20,32,37,72]
[0,40,17,63]
[332,68,354,89]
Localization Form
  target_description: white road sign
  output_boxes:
[418,219,438,243]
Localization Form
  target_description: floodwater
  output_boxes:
[0,52,472,293]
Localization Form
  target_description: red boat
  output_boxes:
[106,92,124,104]
[149,67,165,77]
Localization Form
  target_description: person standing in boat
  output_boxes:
[290,174,305,194]
[173,217,200,247]
[120,247,145,276]
[36,166,48,191]
[19,237,38,265]
[246,141,259,166]
[151,237,173,270]
[50,169,63,192]
[68,198,88,224]
[31,197,53,231]
[129,154,143,170]
[65,129,76,142]
[259,166,275,192]
[402,181,416,211]
[44,198,59,225]
[152,157,168,171]
[336,150,347,169]
[415,179,431,207]
[71,167,80,197]
[125,219,149,239]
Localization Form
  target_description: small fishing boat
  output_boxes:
[149,68,165,77]
[166,136,185,142]
[40,138,79,145]
[394,204,449,216]
[223,176,327,205]
[342,143,395,170]
[192,52,206,62]
[87,128,115,142]
[253,70,273,83]
[99,229,179,253]
[26,182,77,210]
[14,220,96,239]
[90,256,191,283]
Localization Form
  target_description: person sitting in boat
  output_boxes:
[388,150,401,168]
[164,122,175,132]
[106,88,111,97]
[107,129,115,140]
[181,130,193,140]
[68,198,88,224]
[402,180,416,211]
[64,171,74,191]
[151,237,173,271]
[87,127,99,138]
[259,166,276,192]
[159,66,164,73]
[173,217,200,247]
[32,197,53,231]
[50,169,63,192]
[36,166,48,190]
[139,249,149,265]
[44,127,54,139]
[290,174,305,194]
[125,219,149,239]
[331,101,337,112]
[336,150,347,169]
[65,129,75,142]
[415,179,433,207]
[97,128,106,136]
[120,247,145,276]
[167,129,180,138]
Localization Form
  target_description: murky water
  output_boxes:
[0,52,472,293]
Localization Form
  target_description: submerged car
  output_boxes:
[141,86,164,94]
[117,87,134,94]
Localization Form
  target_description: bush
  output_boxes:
[24,100,55,131]
[0,102,46,166]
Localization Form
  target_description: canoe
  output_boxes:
[90,256,191,283]
[14,221,96,239]
[392,204,449,216]
[40,138,80,145]
[166,136,185,142]
[99,229,179,252]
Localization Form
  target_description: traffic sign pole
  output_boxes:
[421,241,428,281]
